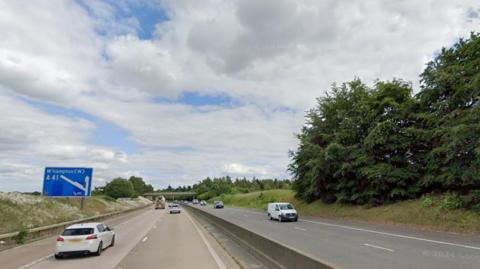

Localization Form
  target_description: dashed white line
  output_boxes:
[142,236,148,242]
[294,226,307,231]
[363,243,394,252]
[301,219,480,251]
[225,208,480,251]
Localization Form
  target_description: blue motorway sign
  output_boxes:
[42,167,93,197]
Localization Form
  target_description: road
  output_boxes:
[193,205,480,269]
[0,207,151,269]
[117,208,225,269]
[0,206,231,269]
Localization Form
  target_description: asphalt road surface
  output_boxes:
[194,205,480,269]
[0,207,151,269]
[117,208,225,269]
[0,206,231,269]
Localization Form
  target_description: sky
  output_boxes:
[1,0,479,192]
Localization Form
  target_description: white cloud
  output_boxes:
[0,0,479,191]
[0,93,129,191]
[105,35,183,98]
[223,163,269,176]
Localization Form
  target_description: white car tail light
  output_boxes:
[86,234,98,240]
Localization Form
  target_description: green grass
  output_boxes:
[211,190,480,234]
[0,193,151,234]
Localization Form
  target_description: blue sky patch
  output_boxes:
[76,0,168,39]
[128,3,168,39]
[179,92,239,107]
[90,119,137,154]
[23,98,138,154]
[154,91,240,107]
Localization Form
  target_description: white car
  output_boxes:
[55,223,115,259]
[169,203,181,214]
[267,202,298,222]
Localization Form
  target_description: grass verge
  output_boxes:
[211,189,480,234]
[0,193,151,235]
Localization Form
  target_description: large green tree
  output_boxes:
[290,80,418,205]
[417,33,480,192]
[290,33,480,206]
[128,176,154,196]
[104,178,136,199]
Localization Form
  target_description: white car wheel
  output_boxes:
[94,242,103,256]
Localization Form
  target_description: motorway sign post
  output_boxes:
[42,167,93,209]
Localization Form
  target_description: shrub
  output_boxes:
[421,196,434,208]
[461,190,480,210]
[472,204,480,213]
[14,226,29,244]
[472,190,480,202]
[441,193,463,210]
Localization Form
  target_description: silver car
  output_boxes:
[169,203,181,214]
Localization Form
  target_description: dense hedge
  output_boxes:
[290,33,480,208]
[191,177,291,200]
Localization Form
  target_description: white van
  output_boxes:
[267,202,298,222]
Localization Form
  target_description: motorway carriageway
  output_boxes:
[195,205,480,269]
[0,206,232,269]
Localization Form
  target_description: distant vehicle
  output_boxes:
[200,200,207,206]
[192,199,199,204]
[169,203,181,214]
[155,196,166,209]
[267,203,298,222]
[55,223,115,259]
[213,201,224,209]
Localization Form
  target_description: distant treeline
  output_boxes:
[290,33,480,209]
[158,176,291,200]
[93,176,154,199]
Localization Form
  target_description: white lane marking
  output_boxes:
[185,210,226,269]
[16,254,53,269]
[302,219,480,251]
[142,236,148,242]
[226,208,480,251]
[363,243,394,252]
[294,226,307,231]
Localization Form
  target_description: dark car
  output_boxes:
[213,201,224,209]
